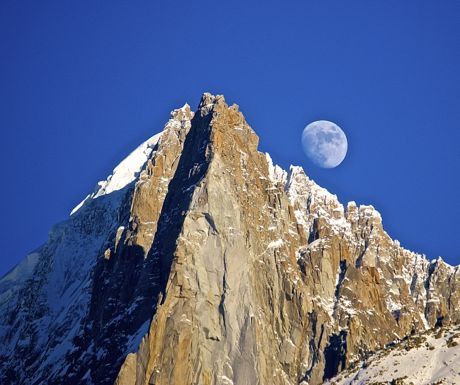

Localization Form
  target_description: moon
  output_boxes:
[301,120,348,168]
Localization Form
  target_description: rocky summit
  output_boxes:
[0,93,458,385]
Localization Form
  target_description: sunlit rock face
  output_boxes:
[1,94,458,385]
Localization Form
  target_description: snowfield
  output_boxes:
[325,324,460,385]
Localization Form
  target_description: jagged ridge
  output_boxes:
[0,93,458,385]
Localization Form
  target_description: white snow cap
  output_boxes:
[70,132,162,215]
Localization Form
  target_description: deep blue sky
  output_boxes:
[1,0,459,276]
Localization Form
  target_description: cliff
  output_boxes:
[1,94,458,385]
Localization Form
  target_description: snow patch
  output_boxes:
[268,239,284,249]
[326,325,460,385]
[71,132,162,215]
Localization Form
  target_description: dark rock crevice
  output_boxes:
[323,330,348,381]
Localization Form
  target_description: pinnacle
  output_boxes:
[170,102,193,121]
[199,92,226,105]
[197,92,227,116]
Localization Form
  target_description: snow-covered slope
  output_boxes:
[326,325,460,385]
[70,132,162,215]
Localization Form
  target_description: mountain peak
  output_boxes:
[1,95,458,385]
[197,92,232,113]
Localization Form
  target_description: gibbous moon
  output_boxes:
[301,120,348,168]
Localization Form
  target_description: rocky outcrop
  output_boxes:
[0,93,458,385]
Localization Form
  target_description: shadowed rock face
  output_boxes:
[0,94,458,385]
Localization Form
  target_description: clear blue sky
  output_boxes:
[0,0,459,276]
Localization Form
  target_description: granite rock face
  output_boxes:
[0,94,458,385]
